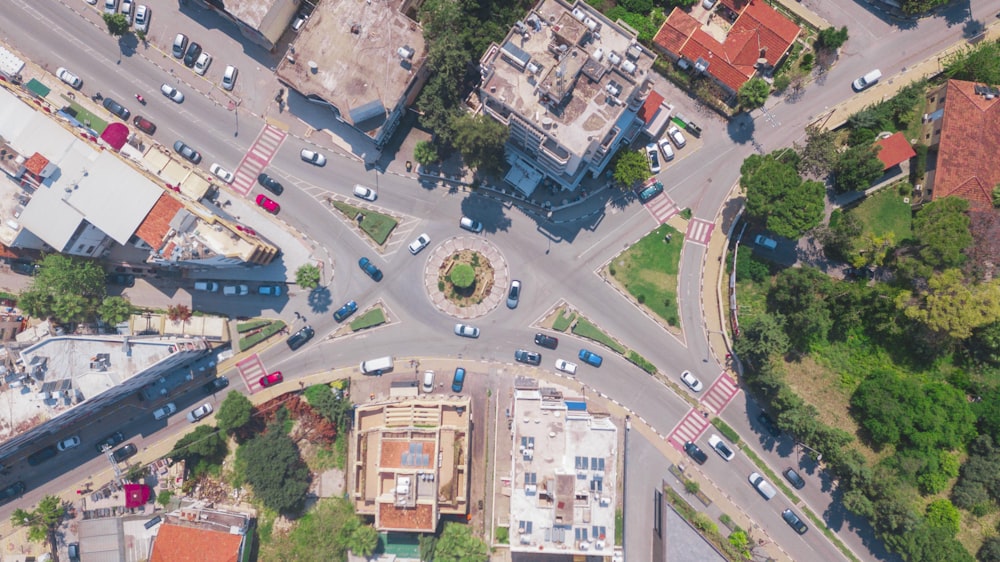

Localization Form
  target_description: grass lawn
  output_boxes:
[552,308,576,332]
[847,186,912,242]
[572,317,626,354]
[350,308,386,331]
[60,96,108,133]
[331,201,398,245]
[608,223,682,327]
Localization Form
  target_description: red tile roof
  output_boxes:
[135,194,184,248]
[150,524,243,562]
[638,91,665,124]
[23,153,48,176]
[875,132,916,170]
[933,79,1000,211]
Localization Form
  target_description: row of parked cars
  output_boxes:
[192,281,284,296]
[645,125,688,174]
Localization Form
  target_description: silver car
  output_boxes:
[56,68,82,89]
[160,83,184,103]
[187,403,213,423]
[300,149,327,166]
[454,323,480,338]
[221,65,238,91]
[408,233,431,255]
[680,370,703,392]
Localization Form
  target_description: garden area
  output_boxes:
[544,304,657,375]
[605,223,682,329]
[237,318,287,352]
[330,200,398,246]
[349,307,387,332]
[438,250,494,307]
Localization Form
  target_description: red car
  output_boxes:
[259,371,283,387]
[256,194,280,214]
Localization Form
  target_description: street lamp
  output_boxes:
[797,442,822,462]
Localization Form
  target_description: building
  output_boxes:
[148,504,252,562]
[477,0,657,194]
[923,79,1000,210]
[275,0,428,158]
[0,335,210,462]
[508,378,618,555]
[651,481,726,562]
[652,0,800,95]
[352,397,472,532]
[193,0,300,51]
[873,132,916,173]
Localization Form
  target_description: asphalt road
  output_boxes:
[3,0,1000,559]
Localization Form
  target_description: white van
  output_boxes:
[194,281,219,292]
[422,370,435,393]
[749,472,777,499]
[360,356,394,376]
[852,69,881,92]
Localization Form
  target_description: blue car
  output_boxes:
[578,348,603,367]
[451,367,466,392]
[334,300,358,322]
[358,257,383,282]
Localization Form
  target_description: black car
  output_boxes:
[757,411,781,437]
[106,273,136,287]
[334,300,358,323]
[257,173,284,195]
[202,376,229,394]
[95,431,125,453]
[783,468,806,489]
[684,441,708,465]
[514,349,541,365]
[112,443,138,463]
[183,42,203,67]
[782,509,808,534]
[10,260,38,276]
[102,97,131,120]
[27,446,57,466]
[0,481,25,505]
[173,140,202,164]
[534,333,558,349]
[287,325,315,350]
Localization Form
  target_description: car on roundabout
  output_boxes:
[408,233,431,255]
[286,326,314,350]
[534,333,558,349]
[334,301,358,322]
[554,359,577,375]
[454,323,480,338]
[578,348,603,367]
[358,257,383,281]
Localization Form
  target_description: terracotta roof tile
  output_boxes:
[377,502,435,531]
[638,91,665,123]
[135,194,184,248]
[150,524,243,562]
[23,153,48,176]
[875,132,916,170]
[733,1,801,66]
[933,79,1000,211]
[653,9,699,54]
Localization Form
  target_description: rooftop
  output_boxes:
[509,382,618,554]
[224,0,290,47]
[275,0,425,134]
[933,79,1000,210]
[149,523,244,562]
[479,0,656,156]
[874,132,916,170]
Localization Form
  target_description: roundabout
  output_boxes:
[422,236,510,319]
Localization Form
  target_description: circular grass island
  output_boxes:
[438,250,495,307]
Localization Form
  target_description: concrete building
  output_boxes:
[148,504,252,562]
[193,0,300,51]
[275,0,428,159]
[476,0,657,194]
[508,378,618,556]
[352,397,472,533]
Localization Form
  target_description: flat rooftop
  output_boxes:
[480,0,655,156]
[509,384,618,554]
[276,0,425,133]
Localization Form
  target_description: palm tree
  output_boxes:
[167,304,193,323]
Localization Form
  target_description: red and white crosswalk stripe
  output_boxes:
[231,124,288,196]
[700,372,740,415]
[685,218,715,246]
[667,409,712,452]
[235,353,269,392]
[643,193,680,224]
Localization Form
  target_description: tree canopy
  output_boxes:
[168,425,228,476]
[413,140,439,167]
[911,196,972,270]
[815,26,849,51]
[613,149,649,187]
[433,522,489,562]
[98,296,134,325]
[769,267,833,352]
[944,38,1000,84]
[737,78,770,110]
[898,269,1000,340]
[742,154,825,239]
[451,113,509,174]
[102,13,130,37]
[19,255,107,323]
[216,391,254,435]
[295,264,321,290]
[11,494,64,551]
[832,144,884,193]
[239,425,311,513]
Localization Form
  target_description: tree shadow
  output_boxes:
[962,18,985,39]
[307,286,331,314]
[726,111,755,146]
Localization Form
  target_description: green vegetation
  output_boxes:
[18,254,107,324]
[552,309,576,332]
[168,425,228,479]
[102,12,129,37]
[846,79,926,138]
[11,494,64,548]
[944,38,1000,84]
[295,264,321,290]
[615,509,624,544]
[238,320,287,352]
[413,140,439,167]
[331,201,398,245]
[349,308,386,331]
[449,263,475,288]
[659,486,747,560]
[815,26,849,51]
[156,490,173,508]
[741,151,825,239]
[711,418,741,444]
[608,223,682,327]
[237,319,271,333]
[613,149,650,188]
[258,498,379,561]
[495,526,509,544]
[216,392,254,435]
[238,420,310,513]
[98,296,134,325]
[571,317,626,354]
[431,522,489,562]
[737,78,770,110]
[901,0,949,15]
[832,144,884,193]
[626,351,657,374]
[451,113,509,174]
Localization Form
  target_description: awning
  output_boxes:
[504,158,543,197]
[25,79,50,98]
[100,122,129,152]
[123,484,151,508]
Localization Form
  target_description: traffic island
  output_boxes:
[423,237,509,319]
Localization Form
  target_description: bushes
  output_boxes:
[626,351,656,374]
[237,319,270,333]
[735,248,770,283]
[711,418,741,444]
[910,143,928,183]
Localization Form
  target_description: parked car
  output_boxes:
[106,272,135,287]
[221,65,238,91]
[94,431,125,453]
[103,98,130,120]
[111,443,138,463]
[287,326,314,350]
[120,0,133,22]
[408,233,431,255]
[0,482,25,506]
[153,403,177,420]
[684,441,708,465]
[133,4,150,33]
[255,194,280,214]
[554,359,577,375]
[515,349,541,366]
[358,257,383,281]
[459,216,483,233]
[667,125,687,148]
[708,434,735,461]
[103,0,117,15]
[534,333,558,349]
[257,173,284,195]
[754,234,777,250]
[183,42,203,67]
[56,435,82,451]
[132,115,156,135]
[353,184,377,201]
[451,367,466,392]
[757,411,781,437]
[194,281,218,292]
[645,143,661,173]
[637,181,664,203]
[222,284,249,296]
[172,33,188,58]
[258,284,283,296]
[210,163,234,183]
[578,348,603,367]
[782,509,808,534]
[27,446,57,466]
[783,468,806,489]
[454,323,480,338]
[187,403,213,423]
[422,370,435,393]
[56,67,82,89]
[193,52,212,76]
[203,376,229,393]
[658,137,675,161]
[852,69,881,92]
[680,370,703,392]
[300,149,327,166]
[173,140,202,163]
[259,371,283,387]
[507,280,521,309]
[334,301,358,322]
[160,83,184,103]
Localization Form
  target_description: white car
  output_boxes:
[353,184,377,201]
[153,403,177,420]
[160,84,184,103]
[223,285,249,296]
[645,143,661,173]
[120,0,133,22]
[187,403,213,423]
[56,436,81,451]
[56,67,82,89]
[708,434,735,461]
[221,65,238,91]
[408,233,431,255]
[103,0,117,15]
[668,125,687,148]
[454,323,480,338]
[133,5,149,33]
[555,359,578,375]
[193,52,212,76]
[658,137,675,161]
[210,163,234,183]
[300,149,327,166]
[459,216,483,233]
[680,370,703,392]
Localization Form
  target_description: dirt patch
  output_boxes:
[438,250,494,307]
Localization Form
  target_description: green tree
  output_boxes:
[156,490,173,508]
[305,384,352,429]
[925,499,960,536]
[295,263,321,290]
[433,522,488,562]
[979,536,1000,562]
[898,269,1000,340]
[796,125,839,177]
[613,149,650,187]
[239,426,310,513]
[912,196,972,270]
[413,140,439,167]
[11,494,64,552]
[98,296,134,325]
[102,13,130,37]
[816,211,862,262]
[737,78,770,110]
[449,264,475,289]
[728,529,751,558]
[993,184,1000,208]
[19,254,107,322]
[168,425,228,476]
[216,392,253,435]
[769,267,833,351]
[450,113,509,174]
[340,517,379,557]
[733,313,790,367]
[419,534,438,562]
[815,26,849,51]
[832,144,884,193]
[943,38,1000,84]
[742,155,824,238]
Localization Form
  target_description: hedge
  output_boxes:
[237,319,271,333]
[239,320,287,352]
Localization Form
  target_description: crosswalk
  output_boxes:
[701,372,739,414]
[643,192,680,224]
[666,371,741,452]
[685,218,715,246]
[235,353,270,393]
[667,409,712,452]
[231,124,287,196]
